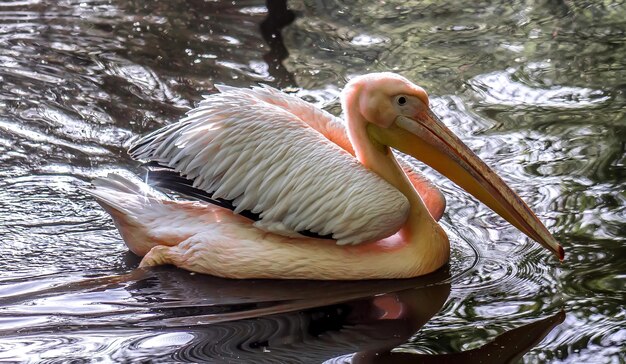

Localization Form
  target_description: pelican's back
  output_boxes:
[129,87,410,245]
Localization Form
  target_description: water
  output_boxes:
[0,0,624,362]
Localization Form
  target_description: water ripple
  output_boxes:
[468,67,610,109]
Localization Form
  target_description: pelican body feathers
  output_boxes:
[129,86,410,245]
[85,73,562,280]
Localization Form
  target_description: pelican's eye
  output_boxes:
[397,96,407,105]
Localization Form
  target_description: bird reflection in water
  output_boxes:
[41,266,563,363]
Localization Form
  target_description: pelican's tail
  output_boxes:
[81,174,179,256]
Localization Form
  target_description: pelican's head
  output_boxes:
[342,72,564,260]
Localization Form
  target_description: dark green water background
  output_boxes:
[0,0,624,362]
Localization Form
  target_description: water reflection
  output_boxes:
[260,0,297,87]
[0,266,564,363]
[355,311,565,364]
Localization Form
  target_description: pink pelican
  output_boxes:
[84,73,564,280]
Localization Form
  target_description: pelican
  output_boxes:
[84,73,564,280]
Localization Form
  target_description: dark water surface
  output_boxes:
[0,0,624,363]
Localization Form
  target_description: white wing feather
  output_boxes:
[224,85,436,195]
[130,87,409,245]
[215,84,354,154]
